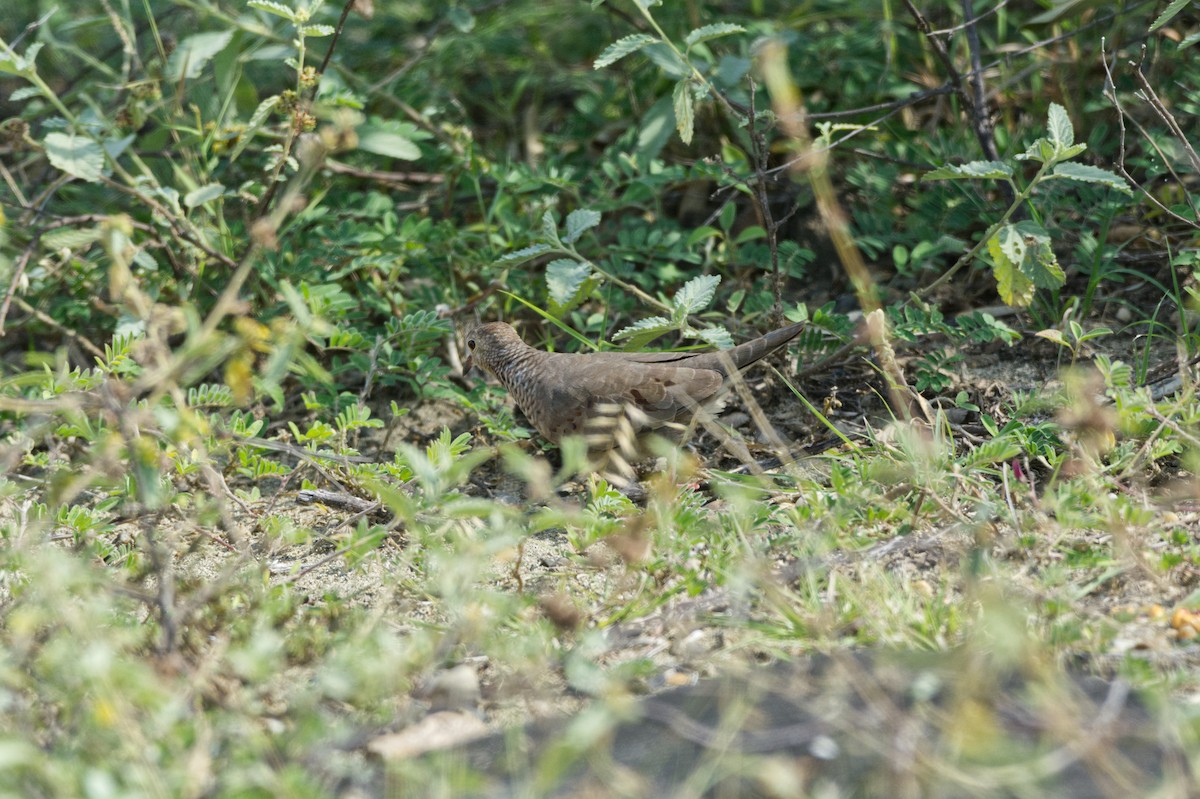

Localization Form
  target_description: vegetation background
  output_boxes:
[0,0,1198,795]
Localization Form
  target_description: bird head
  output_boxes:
[463,321,525,375]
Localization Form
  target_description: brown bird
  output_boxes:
[463,321,804,445]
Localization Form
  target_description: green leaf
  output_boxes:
[988,230,1034,307]
[1058,143,1087,160]
[1051,162,1134,194]
[103,134,135,162]
[43,132,104,182]
[1027,0,1090,24]
[0,41,42,76]
[1023,237,1065,289]
[695,326,733,349]
[643,43,688,79]
[497,244,551,264]
[42,226,102,251]
[168,30,235,80]
[1012,219,1049,243]
[0,739,44,769]
[1015,138,1049,163]
[992,223,1028,266]
[447,7,475,32]
[636,96,675,162]
[1047,102,1074,151]
[1150,0,1193,31]
[546,259,592,306]
[727,288,745,312]
[184,183,226,208]
[686,226,722,246]
[1095,355,1133,389]
[1034,329,1069,347]
[563,209,601,244]
[962,438,1022,469]
[1015,137,1083,163]
[541,210,560,245]
[684,23,745,48]
[923,161,1013,181]
[356,126,420,160]
[299,24,335,37]
[229,94,281,162]
[673,274,720,314]
[989,221,1064,300]
[733,225,767,244]
[673,79,695,144]
[248,0,300,21]
[612,316,673,348]
[594,34,657,69]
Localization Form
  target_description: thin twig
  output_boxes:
[315,0,357,80]
[1101,41,1200,232]
[10,296,105,358]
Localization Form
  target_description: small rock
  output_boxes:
[367,711,488,759]
[672,629,718,660]
[424,664,481,712]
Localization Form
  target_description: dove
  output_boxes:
[462,320,804,445]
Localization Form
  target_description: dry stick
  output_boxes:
[806,84,956,121]
[143,513,178,654]
[759,43,933,431]
[52,212,216,273]
[926,681,1142,791]
[740,79,790,323]
[10,296,105,359]
[97,0,136,85]
[260,463,308,520]
[315,0,357,79]
[717,350,794,466]
[174,549,255,630]
[255,130,298,218]
[183,516,242,555]
[802,2,1139,126]
[365,0,511,95]
[736,3,1150,190]
[759,44,878,319]
[283,508,384,585]
[912,168,1035,300]
[357,333,385,408]
[959,0,1001,163]
[902,0,1011,206]
[324,160,445,185]
[0,211,206,336]
[0,158,30,210]
[0,241,41,337]
[1101,42,1200,231]
[723,86,955,191]
[16,172,72,231]
[901,2,974,128]
[931,0,1011,35]
[1127,52,1200,179]
[705,85,949,225]
[250,0,359,218]
[94,177,239,270]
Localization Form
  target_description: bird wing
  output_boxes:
[676,321,805,374]
[595,321,805,375]
[541,354,723,441]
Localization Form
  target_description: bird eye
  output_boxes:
[467,339,476,350]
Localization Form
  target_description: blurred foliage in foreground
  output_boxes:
[1,0,1199,795]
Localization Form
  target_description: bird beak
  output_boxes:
[463,353,474,374]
